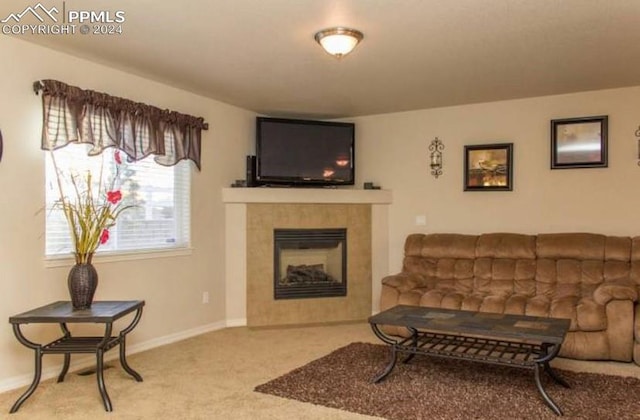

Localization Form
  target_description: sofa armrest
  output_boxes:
[593,279,638,305]
[381,272,428,293]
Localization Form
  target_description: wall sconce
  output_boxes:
[429,137,444,178]
[636,125,640,166]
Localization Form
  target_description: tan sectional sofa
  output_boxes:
[380,233,639,364]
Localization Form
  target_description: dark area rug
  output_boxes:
[255,342,640,420]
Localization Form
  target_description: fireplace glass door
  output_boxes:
[273,228,347,299]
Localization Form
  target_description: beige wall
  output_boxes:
[0,36,254,389]
[353,86,640,274]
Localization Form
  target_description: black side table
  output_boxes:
[8,300,145,413]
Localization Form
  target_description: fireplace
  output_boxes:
[274,228,347,299]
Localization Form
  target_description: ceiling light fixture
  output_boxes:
[314,27,364,59]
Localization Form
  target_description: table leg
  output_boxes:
[373,345,398,383]
[119,336,142,382]
[370,323,402,383]
[56,323,71,383]
[402,327,418,364]
[57,354,70,383]
[540,343,570,389]
[96,348,113,412]
[9,325,43,413]
[118,307,144,382]
[10,348,42,414]
[93,322,115,412]
[544,361,570,388]
[533,342,566,416]
[534,363,563,416]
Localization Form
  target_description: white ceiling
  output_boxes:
[5,0,640,118]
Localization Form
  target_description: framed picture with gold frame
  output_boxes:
[551,116,608,169]
[464,143,513,191]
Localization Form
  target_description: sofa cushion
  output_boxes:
[415,290,604,331]
[537,233,631,262]
[405,233,477,259]
[522,295,606,331]
[593,279,638,305]
[381,272,428,292]
[403,233,478,295]
[474,258,536,296]
[536,233,606,260]
[535,234,632,302]
[470,234,537,302]
[476,233,536,259]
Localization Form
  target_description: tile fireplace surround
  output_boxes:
[223,188,392,327]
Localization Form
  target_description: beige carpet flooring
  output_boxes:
[1,322,639,420]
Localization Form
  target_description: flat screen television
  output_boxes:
[256,117,355,187]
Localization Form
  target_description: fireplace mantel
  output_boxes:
[222,187,392,204]
[223,188,392,327]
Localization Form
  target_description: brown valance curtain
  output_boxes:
[35,79,208,170]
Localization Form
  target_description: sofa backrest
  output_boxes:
[474,233,537,297]
[401,232,631,298]
[536,233,631,299]
[403,233,477,293]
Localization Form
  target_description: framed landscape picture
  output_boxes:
[551,116,608,169]
[464,143,513,191]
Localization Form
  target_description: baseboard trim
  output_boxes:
[0,320,227,394]
[226,318,247,328]
[126,320,228,354]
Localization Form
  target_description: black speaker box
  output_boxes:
[246,155,257,187]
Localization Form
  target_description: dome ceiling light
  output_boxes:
[314,27,364,59]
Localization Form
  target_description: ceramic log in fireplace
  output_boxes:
[273,228,347,299]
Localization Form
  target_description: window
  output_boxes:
[45,144,190,258]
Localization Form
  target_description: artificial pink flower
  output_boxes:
[106,190,122,204]
[100,229,110,244]
[114,150,122,164]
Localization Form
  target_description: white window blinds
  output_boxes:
[45,143,191,258]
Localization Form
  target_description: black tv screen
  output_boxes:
[256,117,355,186]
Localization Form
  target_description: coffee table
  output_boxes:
[369,305,571,416]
